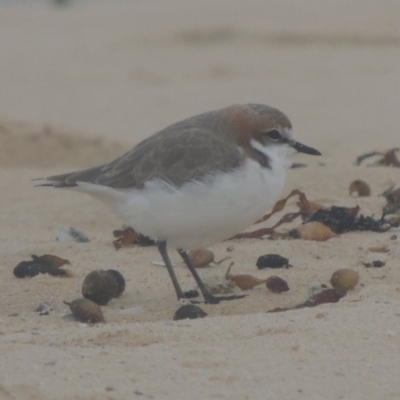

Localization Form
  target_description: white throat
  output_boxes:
[249,138,296,169]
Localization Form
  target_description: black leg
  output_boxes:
[156,241,186,301]
[178,249,246,304]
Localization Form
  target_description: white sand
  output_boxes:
[0,1,400,399]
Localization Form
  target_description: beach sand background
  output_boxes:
[0,1,400,399]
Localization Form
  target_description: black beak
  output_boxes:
[292,141,321,156]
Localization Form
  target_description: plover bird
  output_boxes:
[38,104,320,303]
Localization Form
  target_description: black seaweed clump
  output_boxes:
[306,206,391,234]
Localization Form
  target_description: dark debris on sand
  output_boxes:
[113,227,155,250]
[305,206,392,234]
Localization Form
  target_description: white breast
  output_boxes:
[73,142,290,250]
[111,155,287,250]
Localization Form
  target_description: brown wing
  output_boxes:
[44,128,245,189]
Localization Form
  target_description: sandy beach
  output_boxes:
[0,1,400,399]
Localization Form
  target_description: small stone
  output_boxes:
[56,227,90,243]
[256,254,291,269]
[308,283,328,299]
[265,276,290,293]
[330,269,359,290]
[363,260,386,268]
[34,302,53,315]
[368,244,389,253]
[173,304,207,320]
[183,290,200,299]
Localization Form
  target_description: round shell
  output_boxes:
[349,180,371,197]
[188,248,214,268]
[106,269,126,298]
[82,270,120,305]
[265,276,290,293]
[330,268,359,290]
[296,222,336,241]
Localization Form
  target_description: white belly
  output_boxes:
[105,157,286,250]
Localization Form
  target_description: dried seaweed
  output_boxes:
[356,148,400,167]
[268,288,346,313]
[306,206,391,234]
[381,187,400,215]
[234,189,392,240]
[113,226,155,250]
[256,254,291,269]
[13,254,70,278]
[232,189,322,239]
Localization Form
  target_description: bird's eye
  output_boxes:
[265,129,281,141]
